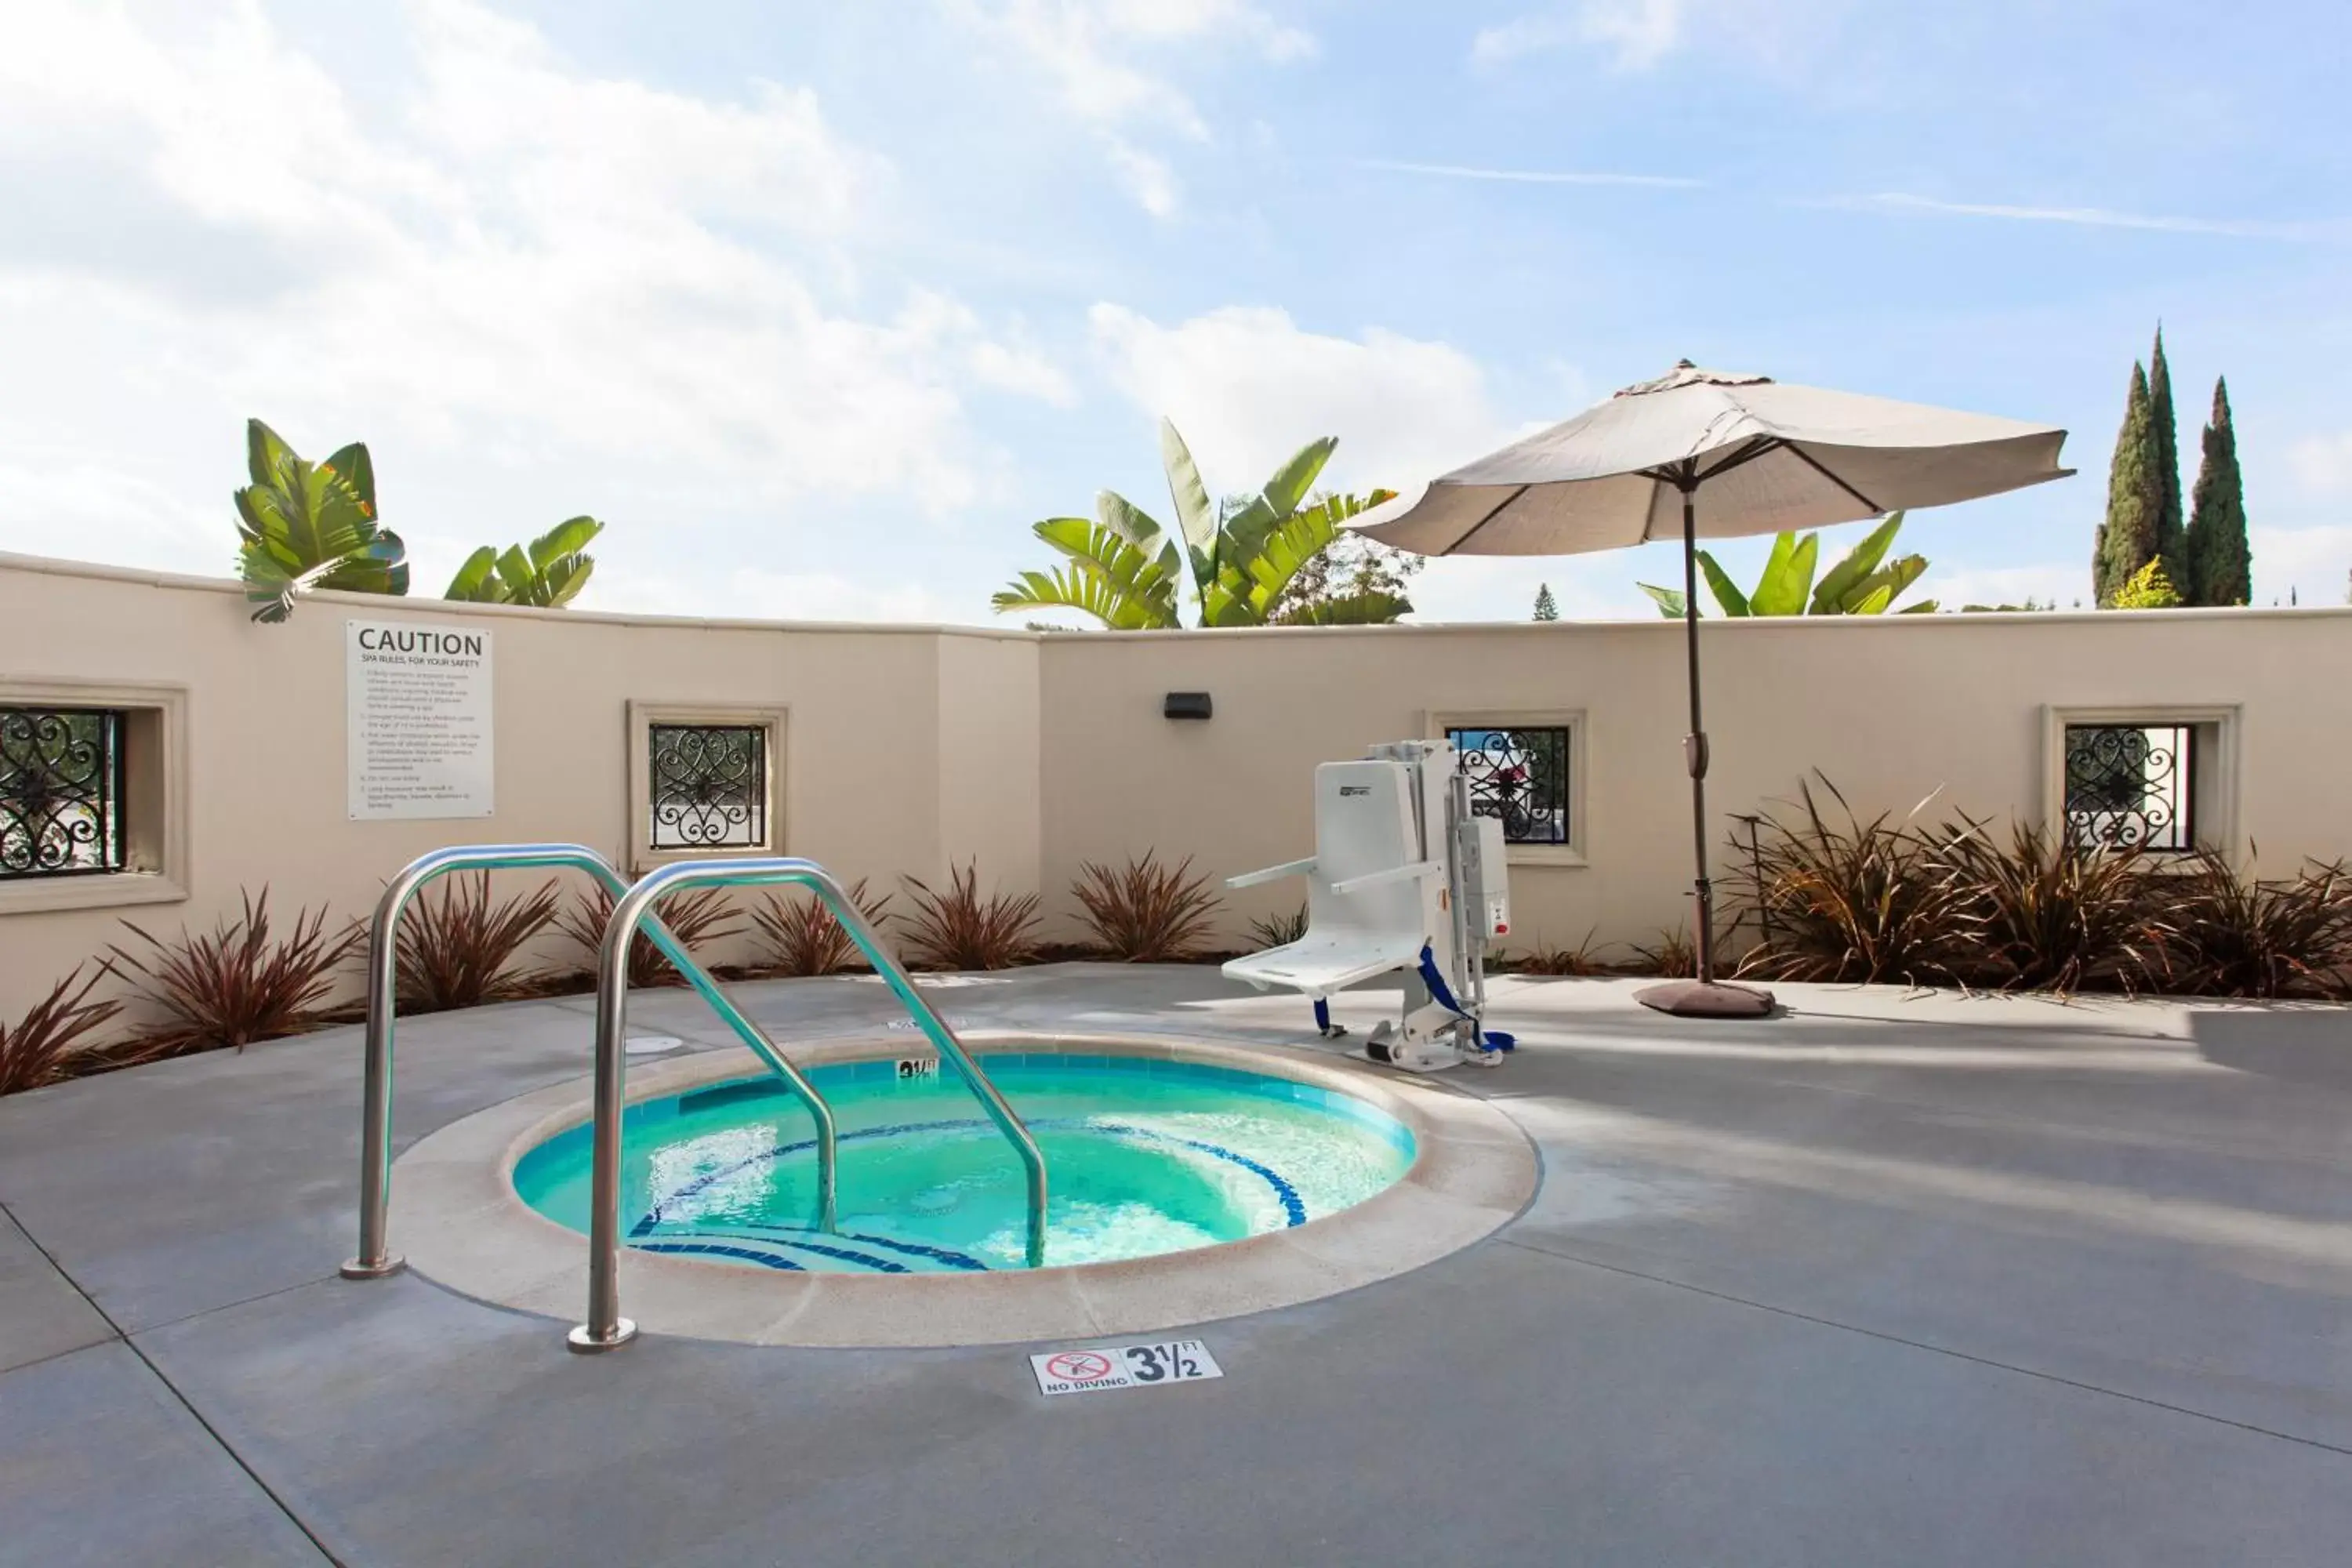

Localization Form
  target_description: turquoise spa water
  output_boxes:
[513,1052,1416,1274]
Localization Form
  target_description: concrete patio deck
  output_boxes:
[3,965,2350,1566]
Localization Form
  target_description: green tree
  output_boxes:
[234,419,409,623]
[2111,557,2183,609]
[2149,328,2186,590]
[1266,512,1422,624]
[2096,362,2165,606]
[991,420,1405,629]
[1533,583,1559,621]
[445,517,604,608]
[2183,376,2250,607]
[1639,513,1936,618]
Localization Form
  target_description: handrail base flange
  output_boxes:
[339,1256,407,1280]
[567,1319,639,1354]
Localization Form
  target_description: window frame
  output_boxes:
[0,678,189,916]
[625,701,786,873]
[1428,708,1588,868]
[2042,703,2238,860]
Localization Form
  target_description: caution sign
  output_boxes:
[1029,1341,1223,1397]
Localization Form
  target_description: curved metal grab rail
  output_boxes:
[570,857,1051,1353]
[340,843,839,1280]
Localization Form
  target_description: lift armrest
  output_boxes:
[1227,856,1317,890]
[1330,859,1444,896]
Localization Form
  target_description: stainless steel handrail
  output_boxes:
[569,857,1051,1352]
[339,843,839,1280]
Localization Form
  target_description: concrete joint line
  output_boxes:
[1498,1235,2352,1461]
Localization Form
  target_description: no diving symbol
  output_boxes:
[1044,1351,1114,1384]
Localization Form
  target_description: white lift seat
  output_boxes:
[1223,760,1442,1000]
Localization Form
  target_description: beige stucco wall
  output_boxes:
[1033,608,2352,957]
[0,554,1042,1022]
[4,550,2348,1026]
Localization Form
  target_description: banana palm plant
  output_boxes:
[234,419,409,623]
[993,420,1403,628]
[1639,512,1936,619]
[444,516,604,608]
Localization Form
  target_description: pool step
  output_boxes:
[632,1221,989,1276]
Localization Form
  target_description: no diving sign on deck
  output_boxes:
[1030,1341,1223,1397]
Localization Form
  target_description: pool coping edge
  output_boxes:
[386,1030,1539,1348]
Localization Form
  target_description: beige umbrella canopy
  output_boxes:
[1359,361,2074,1017]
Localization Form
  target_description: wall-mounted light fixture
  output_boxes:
[1163,691,1213,721]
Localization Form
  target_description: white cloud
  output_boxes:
[945,0,1316,214]
[2290,433,2352,495]
[1358,158,1702,189]
[1475,0,1693,71]
[1824,192,2332,241]
[969,0,1210,140]
[1917,562,2088,612]
[593,567,964,626]
[1406,554,1663,622]
[1472,0,1847,74]
[0,0,1066,586]
[1105,139,1181,218]
[1576,0,1692,68]
[968,339,1079,406]
[2250,524,2352,605]
[1087,303,1533,497]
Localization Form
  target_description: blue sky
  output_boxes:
[3,0,2347,622]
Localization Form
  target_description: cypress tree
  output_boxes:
[2183,376,2251,606]
[1533,583,1559,621]
[2096,362,2164,606]
[2148,328,2186,593]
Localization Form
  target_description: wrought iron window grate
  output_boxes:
[2,706,128,879]
[1446,727,1571,846]
[648,724,768,851]
[2063,724,2194,852]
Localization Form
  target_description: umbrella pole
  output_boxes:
[1677,488,1718,984]
[1637,482,1775,1019]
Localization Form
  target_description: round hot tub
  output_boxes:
[513,1052,1416,1273]
[392,1032,1535,1347]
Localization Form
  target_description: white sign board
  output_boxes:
[1030,1341,1223,1397]
[346,619,495,820]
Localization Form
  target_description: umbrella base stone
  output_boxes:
[1635,979,1777,1019]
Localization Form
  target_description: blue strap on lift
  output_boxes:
[1308,955,1514,1052]
[1417,944,1515,1053]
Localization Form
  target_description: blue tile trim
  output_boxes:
[719,1221,989,1273]
[634,1240,804,1272]
[1083,1121,1309,1227]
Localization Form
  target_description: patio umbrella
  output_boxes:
[1359,361,2074,1018]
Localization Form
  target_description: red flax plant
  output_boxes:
[104,889,360,1056]
[1935,817,2161,995]
[1732,774,1969,988]
[1509,930,1611,976]
[394,872,562,1012]
[1071,851,1221,962]
[1632,928,1699,979]
[555,884,742,989]
[1246,903,1309,949]
[2145,850,2352,998]
[898,862,1041,971]
[0,967,124,1095]
[749,879,895,976]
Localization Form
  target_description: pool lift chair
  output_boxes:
[1223,739,1515,1073]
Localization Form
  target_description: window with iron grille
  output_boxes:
[648,724,768,851]
[1446,726,1572,846]
[2063,723,2194,852]
[1,706,129,878]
